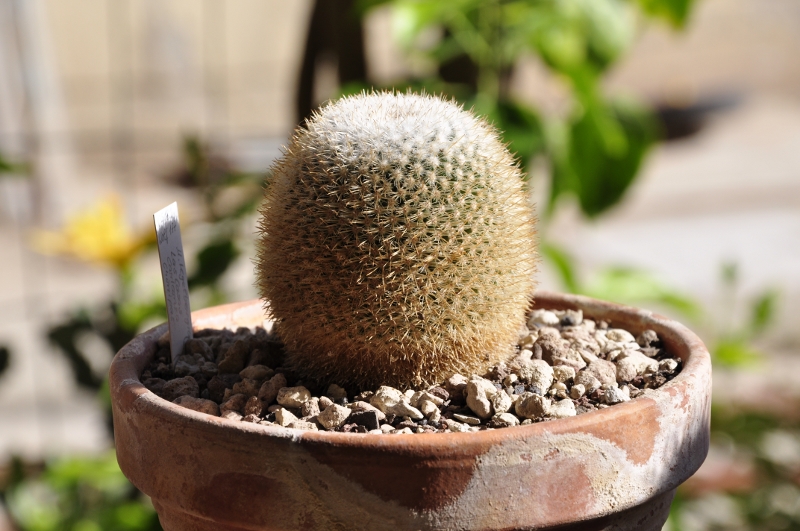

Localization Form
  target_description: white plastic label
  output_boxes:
[153,202,193,365]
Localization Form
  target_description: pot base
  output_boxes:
[152,489,674,531]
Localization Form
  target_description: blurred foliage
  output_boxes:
[37,137,264,395]
[2,452,161,531]
[669,407,800,531]
[1,137,263,529]
[354,0,694,218]
[0,152,28,176]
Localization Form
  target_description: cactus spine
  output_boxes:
[256,92,537,389]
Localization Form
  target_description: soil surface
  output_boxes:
[141,308,682,434]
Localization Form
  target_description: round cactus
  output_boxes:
[256,92,537,389]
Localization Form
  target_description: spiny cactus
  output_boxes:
[256,92,537,389]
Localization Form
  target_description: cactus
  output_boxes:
[256,92,537,389]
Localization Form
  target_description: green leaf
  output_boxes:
[555,98,657,218]
[636,0,695,28]
[713,339,761,367]
[0,152,28,176]
[750,289,778,337]
[541,242,581,293]
[481,100,546,173]
[583,267,701,320]
[187,239,240,289]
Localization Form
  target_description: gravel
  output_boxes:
[142,308,683,434]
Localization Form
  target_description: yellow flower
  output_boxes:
[31,195,154,269]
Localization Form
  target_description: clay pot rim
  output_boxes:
[110,290,711,451]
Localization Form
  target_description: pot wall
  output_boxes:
[110,292,711,531]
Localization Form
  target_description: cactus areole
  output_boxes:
[256,92,537,389]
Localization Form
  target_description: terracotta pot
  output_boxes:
[110,292,711,531]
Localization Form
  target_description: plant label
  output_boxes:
[154,202,193,366]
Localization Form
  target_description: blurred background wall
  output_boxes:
[0,0,799,529]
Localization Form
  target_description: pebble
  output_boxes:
[444,374,468,398]
[615,351,659,382]
[162,376,199,402]
[243,396,262,417]
[490,390,513,415]
[604,386,630,405]
[418,399,439,418]
[173,396,220,416]
[453,413,482,425]
[606,329,636,344]
[275,407,298,427]
[444,419,470,432]
[465,377,497,419]
[277,386,312,408]
[301,397,321,417]
[317,403,352,430]
[220,393,248,414]
[515,359,554,391]
[570,384,586,399]
[184,338,215,361]
[239,365,274,381]
[574,371,601,393]
[221,410,243,421]
[637,329,660,348]
[143,378,166,396]
[155,311,682,435]
[548,399,577,419]
[492,413,520,427]
[258,373,287,407]
[348,401,386,420]
[515,393,550,420]
[232,378,261,397]
[528,309,560,327]
[287,420,318,431]
[659,358,679,374]
[584,359,617,386]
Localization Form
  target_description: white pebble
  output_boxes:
[548,399,577,418]
[276,386,311,408]
[529,310,560,327]
[287,420,318,431]
[453,413,481,425]
[516,359,554,391]
[659,358,679,373]
[317,403,351,430]
[490,390,513,415]
[493,412,520,427]
[418,399,439,418]
[466,377,497,419]
[444,419,470,432]
[604,386,630,404]
[606,329,636,344]
[570,384,586,399]
[275,407,298,427]
[553,366,575,383]
[616,351,659,382]
[518,333,536,349]
[515,393,551,420]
